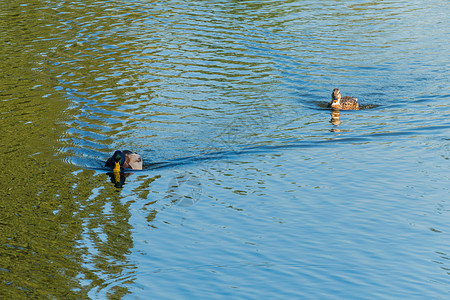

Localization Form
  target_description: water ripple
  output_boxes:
[2,0,450,298]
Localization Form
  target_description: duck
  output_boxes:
[105,150,143,172]
[327,88,359,110]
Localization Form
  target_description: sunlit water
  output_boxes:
[1,0,449,298]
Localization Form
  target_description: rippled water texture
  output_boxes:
[1,0,449,298]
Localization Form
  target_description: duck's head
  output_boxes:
[331,88,341,106]
[112,150,125,172]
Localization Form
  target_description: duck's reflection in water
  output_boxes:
[107,171,131,188]
[330,109,341,132]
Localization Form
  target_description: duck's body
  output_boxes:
[105,150,143,172]
[328,88,359,110]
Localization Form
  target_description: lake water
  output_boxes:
[1,0,449,298]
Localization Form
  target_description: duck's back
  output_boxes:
[340,96,359,110]
[124,152,143,170]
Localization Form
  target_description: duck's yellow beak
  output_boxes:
[113,161,121,173]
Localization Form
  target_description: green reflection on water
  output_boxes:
[0,2,137,298]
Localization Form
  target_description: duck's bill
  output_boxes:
[113,161,121,172]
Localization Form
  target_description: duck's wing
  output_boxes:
[341,96,359,110]
[342,96,357,101]
[123,151,143,170]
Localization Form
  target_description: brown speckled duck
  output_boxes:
[327,88,359,110]
[105,150,143,172]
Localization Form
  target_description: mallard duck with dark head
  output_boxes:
[328,88,359,110]
[105,150,143,172]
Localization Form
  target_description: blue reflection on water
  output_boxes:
[12,0,450,298]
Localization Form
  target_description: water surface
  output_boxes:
[1,0,449,298]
